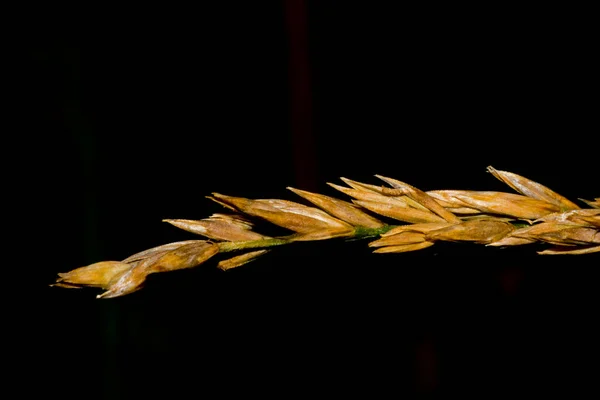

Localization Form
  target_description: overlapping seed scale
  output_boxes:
[486,166,581,210]
[337,178,429,210]
[375,175,461,223]
[217,250,270,271]
[56,261,134,289]
[327,182,413,208]
[538,245,600,255]
[209,193,353,234]
[164,214,269,242]
[288,187,385,228]
[122,240,206,263]
[507,221,599,246]
[372,241,435,253]
[99,241,220,299]
[426,190,560,220]
[353,199,446,224]
[534,209,600,227]
[579,198,600,209]
[425,219,515,244]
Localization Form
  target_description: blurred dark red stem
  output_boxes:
[285,0,317,191]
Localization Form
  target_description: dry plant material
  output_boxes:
[53,166,599,299]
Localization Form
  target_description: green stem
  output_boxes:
[216,225,397,253]
[351,225,397,239]
[217,237,292,252]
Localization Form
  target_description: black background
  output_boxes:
[17,2,598,398]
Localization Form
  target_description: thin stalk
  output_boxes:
[217,225,398,252]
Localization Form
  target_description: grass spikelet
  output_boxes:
[163,214,269,242]
[487,166,580,210]
[428,190,560,220]
[425,219,515,244]
[287,187,385,228]
[375,175,462,223]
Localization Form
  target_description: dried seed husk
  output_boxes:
[56,261,134,289]
[487,236,537,247]
[369,231,426,247]
[51,282,85,289]
[145,241,220,274]
[426,219,515,244]
[579,198,600,209]
[327,183,412,208]
[381,222,454,237]
[533,226,599,246]
[445,207,484,215]
[538,245,600,255]
[97,251,165,298]
[372,241,435,253]
[209,193,353,233]
[458,215,517,222]
[575,216,600,228]
[338,177,388,193]
[288,187,385,228]
[98,241,219,299]
[122,240,203,263]
[337,178,428,210]
[509,222,599,246]
[506,221,571,238]
[353,199,446,224]
[285,228,355,241]
[375,175,462,223]
[217,250,270,270]
[487,166,580,210]
[427,190,560,220]
[534,209,600,227]
[164,214,269,242]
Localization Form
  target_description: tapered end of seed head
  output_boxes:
[55,261,133,290]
